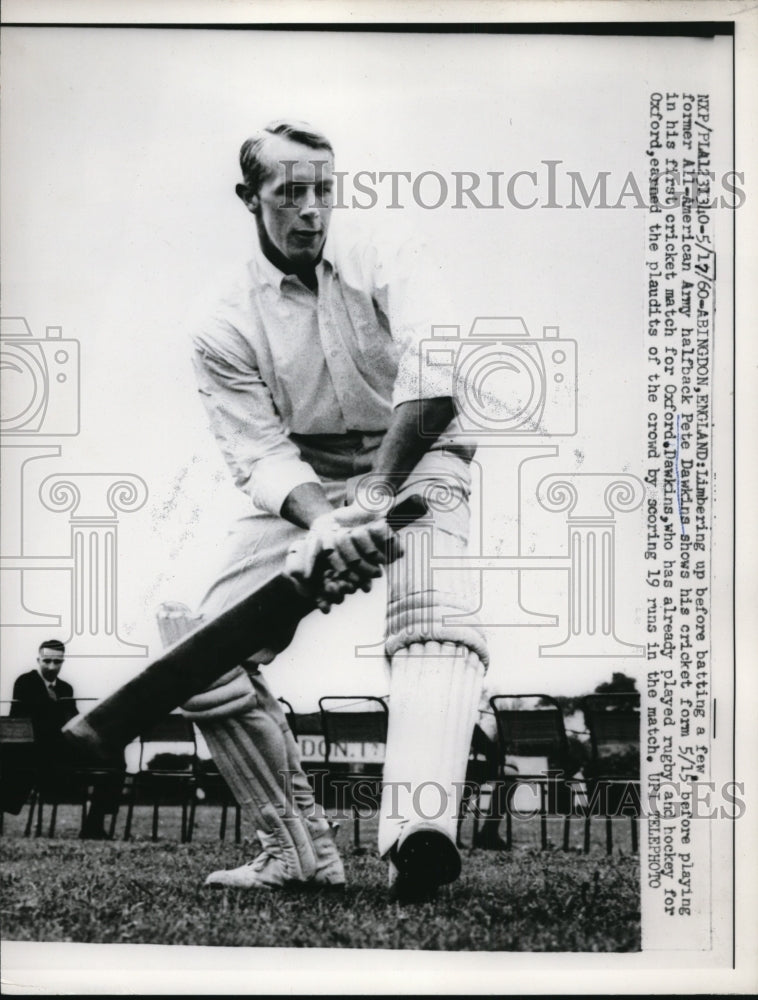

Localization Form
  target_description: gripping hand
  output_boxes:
[285,503,401,612]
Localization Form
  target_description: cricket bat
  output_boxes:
[62,495,427,759]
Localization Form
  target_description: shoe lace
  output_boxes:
[246,831,283,871]
[247,849,275,872]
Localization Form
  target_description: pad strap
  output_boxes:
[180,665,257,721]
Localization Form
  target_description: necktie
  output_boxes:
[47,683,58,701]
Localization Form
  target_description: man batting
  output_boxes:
[182,120,488,901]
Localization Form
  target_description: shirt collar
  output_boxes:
[321,227,337,272]
[249,227,338,290]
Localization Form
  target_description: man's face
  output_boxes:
[250,135,334,267]
[37,647,65,682]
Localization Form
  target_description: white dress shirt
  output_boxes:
[192,218,458,514]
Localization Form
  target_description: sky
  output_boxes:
[0,27,733,709]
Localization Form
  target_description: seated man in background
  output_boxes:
[11,640,124,839]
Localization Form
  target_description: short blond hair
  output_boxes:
[239,120,334,193]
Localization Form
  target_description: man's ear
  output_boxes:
[236,183,259,214]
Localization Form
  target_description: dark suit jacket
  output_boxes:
[7,670,124,818]
[10,670,79,751]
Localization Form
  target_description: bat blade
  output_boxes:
[63,494,427,758]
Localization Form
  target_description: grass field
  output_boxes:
[0,804,640,952]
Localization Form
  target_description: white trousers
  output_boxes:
[196,439,485,855]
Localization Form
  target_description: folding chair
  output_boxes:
[46,759,124,840]
[319,696,388,853]
[0,717,40,836]
[199,754,242,843]
[452,723,492,848]
[581,692,641,854]
[48,698,123,840]
[286,709,328,806]
[123,715,198,842]
[457,720,519,850]
[489,694,575,850]
[2,703,122,839]
[278,697,297,737]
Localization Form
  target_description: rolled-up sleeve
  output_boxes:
[192,325,320,515]
[371,232,457,407]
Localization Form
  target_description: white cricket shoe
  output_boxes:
[204,829,345,892]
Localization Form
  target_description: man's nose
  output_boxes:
[298,199,320,220]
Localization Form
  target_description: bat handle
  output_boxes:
[385,493,429,531]
[317,493,428,585]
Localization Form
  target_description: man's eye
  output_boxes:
[277,185,304,203]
